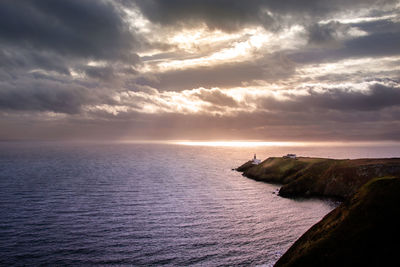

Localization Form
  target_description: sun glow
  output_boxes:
[171,141,400,147]
[175,141,307,147]
[153,27,270,71]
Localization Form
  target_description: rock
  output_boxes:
[275,177,400,267]
[235,160,254,172]
[236,157,400,266]
[236,157,400,200]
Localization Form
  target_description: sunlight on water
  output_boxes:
[1,142,399,266]
[174,140,400,148]
[175,141,305,147]
[119,140,400,148]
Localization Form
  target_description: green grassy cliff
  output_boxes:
[237,157,400,266]
[237,157,400,199]
[275,177,400,267]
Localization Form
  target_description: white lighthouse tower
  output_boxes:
[252,154,261,165]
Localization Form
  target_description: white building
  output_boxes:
[252,154,261,165]
[283,154,297,159]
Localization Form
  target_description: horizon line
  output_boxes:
[1,139,400,147]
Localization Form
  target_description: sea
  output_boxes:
[1,141,399,266]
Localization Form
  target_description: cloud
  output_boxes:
[0,49,72,76]
[290,19,400,64]
[305,83,400,111]
[0,0,400,142]
[131,0,398,32]
[0,0,144,116]
[139,53,296,91]
[83,66,116,81]
[131,0,275,32]
[3,104,399,142]
[0,0,139,61]
[193,88,239,107]
[0,80,90,114]
[306,21,357,48]
[259,81,400,112]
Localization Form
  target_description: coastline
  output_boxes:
[236,156,400,266]
[236,156,400,200]
[275,177,400,267]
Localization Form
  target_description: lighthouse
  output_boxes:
[252,154,261,165]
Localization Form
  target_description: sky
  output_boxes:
[0,0,399,142]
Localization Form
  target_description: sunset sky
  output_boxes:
[0,0,399,141]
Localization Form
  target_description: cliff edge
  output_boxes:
[237,157,400,266]
[236,157,400,199]
[275,177,400,267]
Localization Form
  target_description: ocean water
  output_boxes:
[0,142,399,266]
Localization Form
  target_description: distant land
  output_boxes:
[236,156,400,266]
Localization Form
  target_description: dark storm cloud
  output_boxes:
[17,105,399,141]
[57,80,399,141]
[0,0,138,61]
[289,31,400,64]
[193,88,238,107]
[1,96,400,141]
[259,82,400,112]
[83,66,116,81]
[351,18,400,34]
[153,63,266,90]
[345,31,400,58]
[307,21,349,46]
[129,0,273,32]
[311,83,400,111]
[131,0,397,32]
[0,0,141,115]
[291,18,400,64]
[0,49,71,76]
[0,79,92,114]
[139,53,295,91]
[0,0,399,142]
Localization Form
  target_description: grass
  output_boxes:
[237,156,400,199]
[275,176,400,267]
[237,157,400,266]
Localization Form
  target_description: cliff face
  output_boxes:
[237,157,400,266]
[236,157,400,199]
[274,177,400,267]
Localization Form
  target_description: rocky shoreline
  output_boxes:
[236,157,400,200]
[236,156,400,266]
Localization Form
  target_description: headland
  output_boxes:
[236,156,400,200]
[236,155,400,266]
